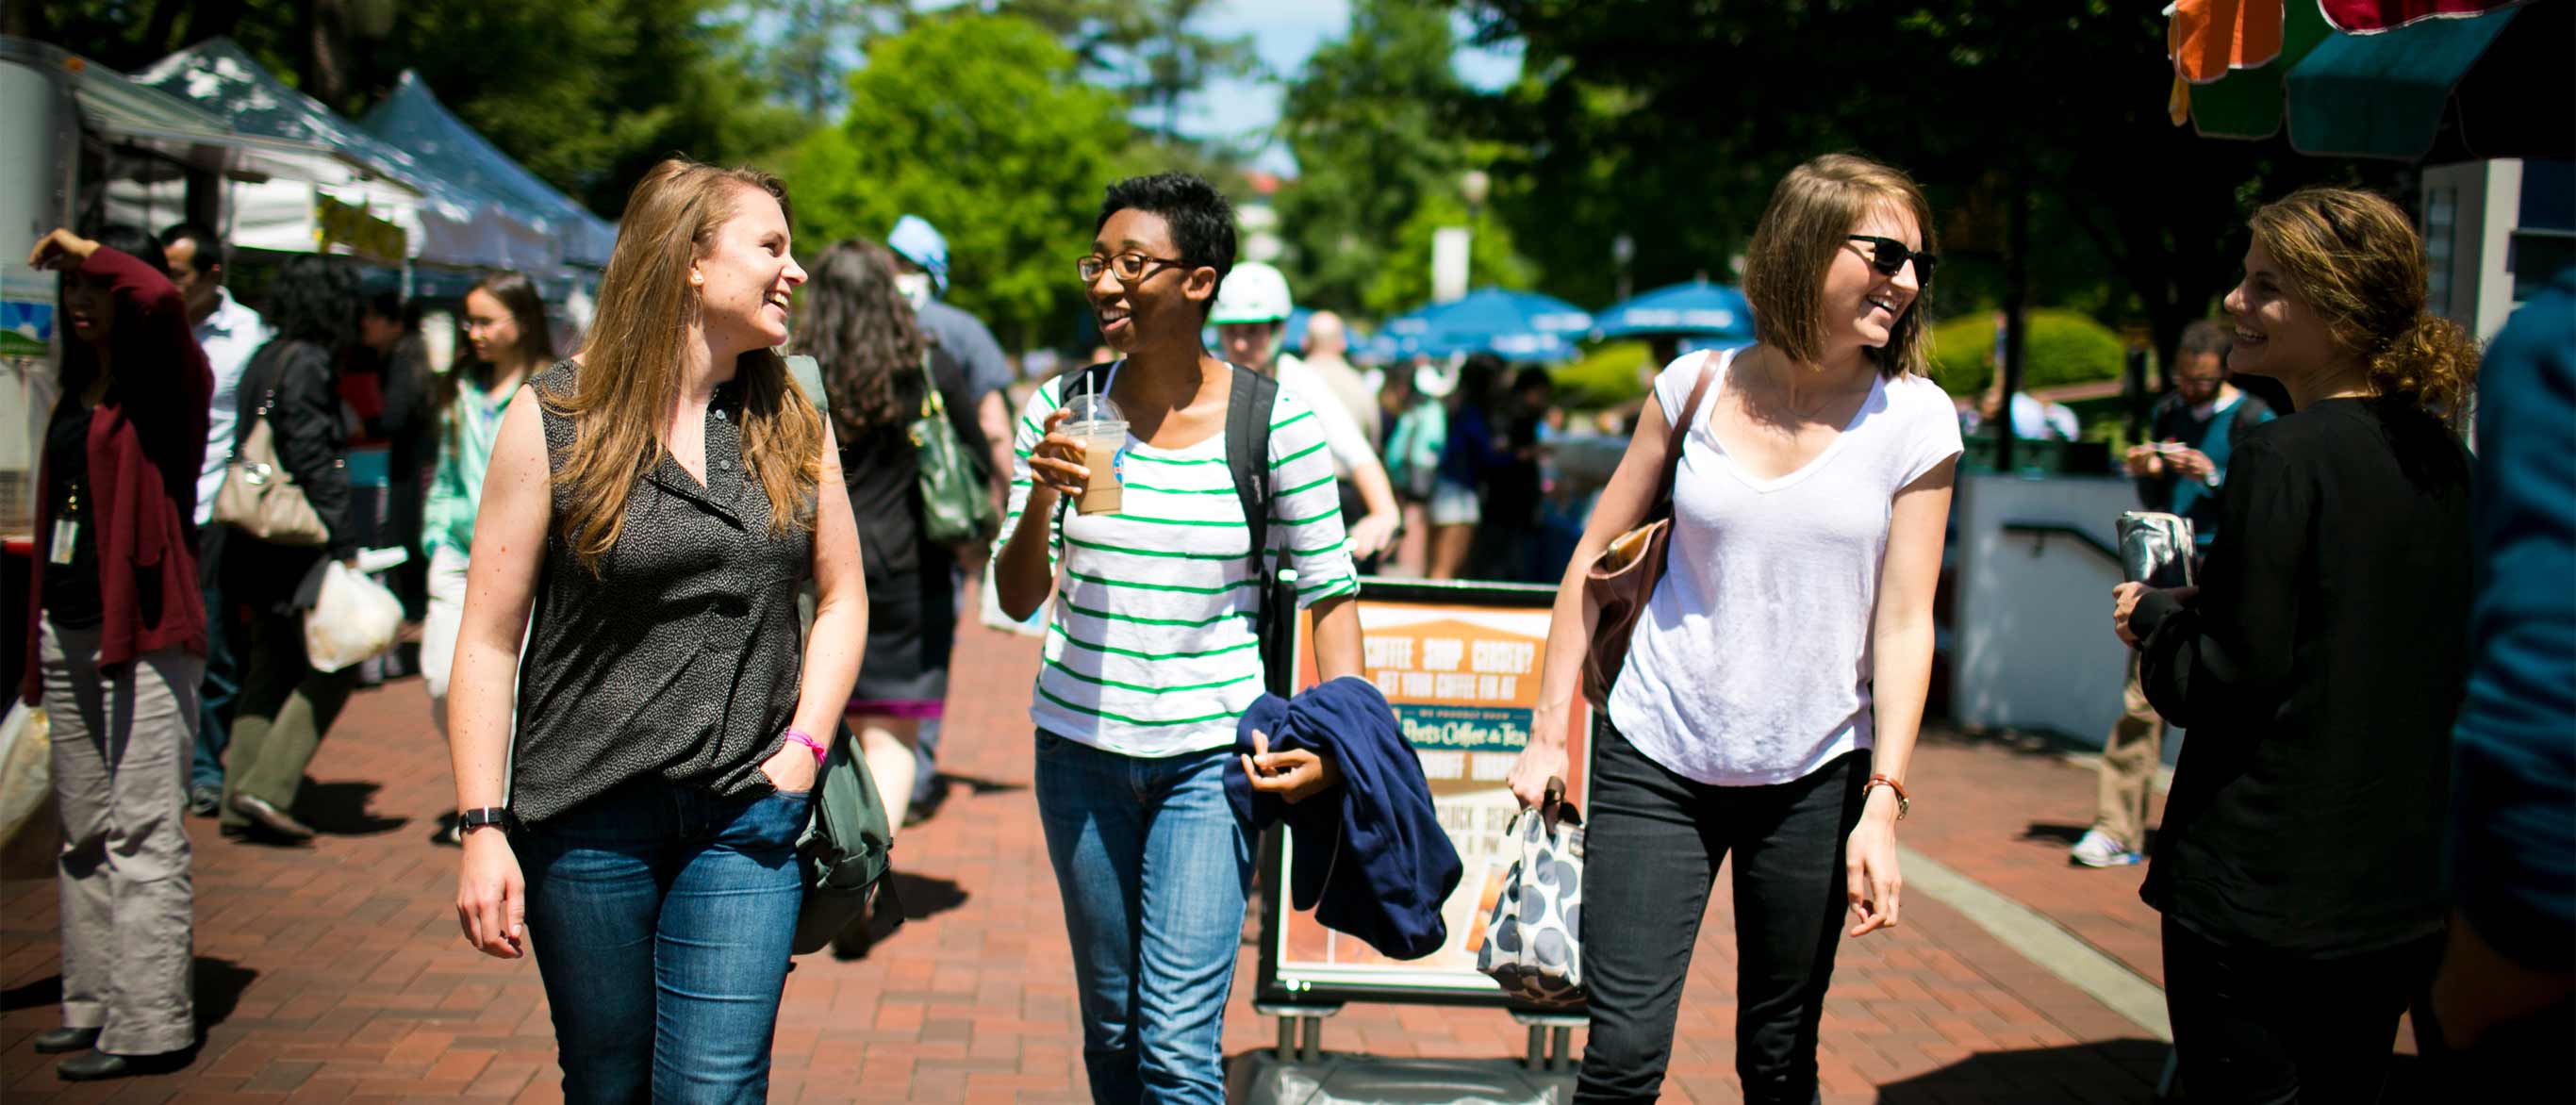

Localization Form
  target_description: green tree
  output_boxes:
[1362,191,1534,317]
[989,0,1260,141]
[1273,0,1484,316]
[783,12,1132,349]
[25,0,816,218]
[1461,0,2382,361]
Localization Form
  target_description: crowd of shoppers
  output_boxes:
[12,147,2563,1105]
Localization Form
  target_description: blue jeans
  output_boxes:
[190,573,237,791]
[520,780,809,1104]
[1034,732,1254,1105]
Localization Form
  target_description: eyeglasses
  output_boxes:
[1077,252,1185,286]
[1847,236,1938,284]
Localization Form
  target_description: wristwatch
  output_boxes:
[458,807,519,836]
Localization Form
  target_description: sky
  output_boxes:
[1162,0,1526,175]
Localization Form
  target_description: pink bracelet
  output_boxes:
[784,728,828,767]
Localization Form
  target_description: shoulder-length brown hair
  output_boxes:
[548,158,822,572]
[2248,187,2479,430]
[1742,153,1938,377]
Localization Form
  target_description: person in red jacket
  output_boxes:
[21,228,213,1080]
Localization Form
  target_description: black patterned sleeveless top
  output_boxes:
[508,361,815,824]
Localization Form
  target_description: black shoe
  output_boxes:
[228,794,316,841]
[33,1027,99,1054]
[57,1048,190,1080]
[187,784,221,817]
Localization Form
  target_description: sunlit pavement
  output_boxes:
[2,610,2426,1102]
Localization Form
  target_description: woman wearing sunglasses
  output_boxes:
[1505,153,1960,1103]
[990,172,1364,1103]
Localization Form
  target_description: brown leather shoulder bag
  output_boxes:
[1579,353,1719,707]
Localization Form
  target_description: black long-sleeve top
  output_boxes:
[2131,396,2473,957]
[222,338,359,612]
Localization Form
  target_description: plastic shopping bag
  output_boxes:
[304,560,404,673]
[0,701,57,879]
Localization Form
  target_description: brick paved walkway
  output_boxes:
[2,611,2420,1102]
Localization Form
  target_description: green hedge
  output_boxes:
[1551,340,1657,411]
[1928,309,2125,398]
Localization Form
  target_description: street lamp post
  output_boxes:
[1433,169,1492,305]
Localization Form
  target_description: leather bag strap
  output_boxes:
[1652,351,1723,514]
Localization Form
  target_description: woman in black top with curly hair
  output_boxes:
[218,255,363,844]
[2112,187,2479,1102]
[792,239,988,840]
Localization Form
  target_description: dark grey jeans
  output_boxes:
[1576,722,1866,1104]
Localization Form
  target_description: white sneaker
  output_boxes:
[2070,828,2144,867]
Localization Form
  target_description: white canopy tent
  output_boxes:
[130,38,553,273]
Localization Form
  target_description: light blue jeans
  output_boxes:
[519,780,809,1104]
[1034,731,1255,1104]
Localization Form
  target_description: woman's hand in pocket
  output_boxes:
[762,738,820,795]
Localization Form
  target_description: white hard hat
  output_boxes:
[1211,261,1294,325]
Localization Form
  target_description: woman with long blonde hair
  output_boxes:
[444,158,865,1101]
[2113,187,2478,1102]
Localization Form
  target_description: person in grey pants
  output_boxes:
[22,228,213,1080]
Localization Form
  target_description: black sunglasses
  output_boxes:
[1847,236,1937,284]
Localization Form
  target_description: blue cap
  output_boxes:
[887,215,949,296]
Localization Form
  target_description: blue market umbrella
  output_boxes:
[1592,279,1755,340]
[1411,288,1594,362]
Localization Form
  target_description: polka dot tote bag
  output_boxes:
[1477,792,1586,1007]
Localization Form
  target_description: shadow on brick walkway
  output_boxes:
[0,611,2424,1102]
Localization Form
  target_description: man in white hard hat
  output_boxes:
[1212,262,1401,562]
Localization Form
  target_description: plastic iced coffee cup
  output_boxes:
[1060,392,1127,515]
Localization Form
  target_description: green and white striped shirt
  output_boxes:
[1001,371,1361,757]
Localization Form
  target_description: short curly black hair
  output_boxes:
[262,255,359,347]
[1096,172,1235,311]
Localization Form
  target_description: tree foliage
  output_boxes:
[1273,0,1491,316]
[22,0,815,218]
[1362,191,1534,317]
[781,12,1132,350]
[1460,0,2388,362]
[987,0,1260,141]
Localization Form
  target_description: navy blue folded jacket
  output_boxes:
[1228,677,1463,961]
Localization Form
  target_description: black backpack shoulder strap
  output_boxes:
[1226,364,1290,693]
[1226,363,1280,577]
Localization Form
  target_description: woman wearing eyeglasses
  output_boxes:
[990,172,1364,1104]
[1504,154,1961,1104]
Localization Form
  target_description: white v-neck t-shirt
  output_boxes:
[1607,349,1964,786]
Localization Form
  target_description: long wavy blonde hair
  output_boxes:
[549,158,822,573]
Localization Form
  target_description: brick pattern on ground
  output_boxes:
[1,609,2416,1102]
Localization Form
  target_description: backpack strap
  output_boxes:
[1224,364,1290,694]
